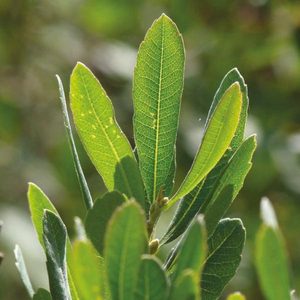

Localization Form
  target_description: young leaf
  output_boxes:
[33,289,52,300]
[161,135,256,244]
[201,218,246,300]
[134,255,169,300]
[226,292,246,300]
[133,14,185,203]
[14,245,35,298]
[167,82,243,208]
[72,240,103,300]
[85,191,126,255]
[56,74,93,210]
[28,183,79,300]
[104,201,148,300]
[207,68,248,150]
[43,210,72,300]
[256,198,291,300]
[70,62,145,206]
[169,269,200,300]
[171,216,207,284]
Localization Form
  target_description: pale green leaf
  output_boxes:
[28,183,79,300]
[33,289,52,300]
[72,240,103,300]
[70,62,145,207]
[104,201,148,300]
[226,292,246,300]
[167,82,242,208]
[133,14,184,203]
[134,255,169,300]
[85,191,126,255]
[255,198,290,300]
[14,244,34,298]
[43,210,72,300]
[169,269,200,300]
[201,218,245,300]
[56,74,93,210]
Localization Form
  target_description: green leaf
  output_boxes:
[104,201,148,300]
[226,292,246,300]
[43,210,72,300]
[171,216,207,284]
[33,289,52,300]
[161,135,256,244]
[167,82,243,208]
[169,269,200,300]
[70,62,145,207]
[56,74,93,210]
[207,68,248,150]
[14,244,34,298]
[164,148,176,197]
[134,255,169,300]
[201,218,246,300]
[72,240,103,300]
[133,14,185,203]
[255,198,291,300]
[27,183,80,300]
[85,191,126,255]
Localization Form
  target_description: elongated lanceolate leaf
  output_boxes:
[14,245,34,298]
[104,201,148,300]
[167,82,242,208]
[70,62,145,207]
[133,14,185,203]
[207,68,248,150]
[201,218,246,300]
[33,289,52,300]
[134,255,169,300]
[56,75,93,210]
[72,240,103,300]
[169,269,200,300]
[256,198,291,300]
[85,191,126,255]
[43,210,72,300]
[161,135,256,244]
[28,183,79,300]
[171,216,206,284]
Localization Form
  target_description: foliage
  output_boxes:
[15,14,296,300]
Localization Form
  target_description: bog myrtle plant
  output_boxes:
[10,13,294,300]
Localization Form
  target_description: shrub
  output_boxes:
[13,14,263,300]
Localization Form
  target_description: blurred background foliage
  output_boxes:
[0,0,299,299]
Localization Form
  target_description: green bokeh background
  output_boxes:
[0,0,299,299]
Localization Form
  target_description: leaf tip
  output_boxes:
[260,197,278,229]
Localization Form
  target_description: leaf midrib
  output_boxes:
[78,69,133,197]
[153,18,165,202]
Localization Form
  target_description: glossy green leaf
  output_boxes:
[169,269,199,300]
[161,135,255,244]
[70,62,145,206]
[28,183,79,300]
[171,216,207,284]
[134,255,169,300]
[104,201,148,300]
[207,68,248,150]
[56,75,93,210]
[33,289,52,300]
[43,210,72,300]
[226,292,246,300]
[72,240,103,300]
[167,82,242,208]
[85,191,126,255]
[133,14,184,203]
[256,198,291,300]
[201,218,246,300]
[14,245,34,298]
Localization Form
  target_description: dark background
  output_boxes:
[0,0,299,299]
